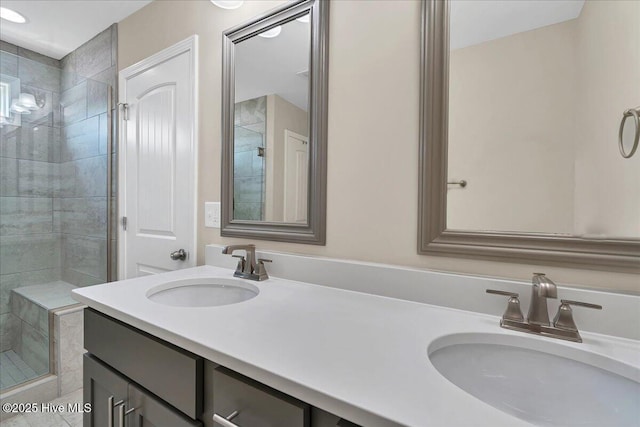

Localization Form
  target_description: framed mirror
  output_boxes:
[419,0,640,272]
[221,0,328,244]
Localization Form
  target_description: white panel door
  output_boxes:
[119,37,198,279]
[283,129,308,223]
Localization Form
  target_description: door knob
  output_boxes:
[170,249,187,261]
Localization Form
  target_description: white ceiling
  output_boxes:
[0,0,152,59]
[450,0,586,50]
[235,17,310,111]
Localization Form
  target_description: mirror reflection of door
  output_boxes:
[233,15,311,223]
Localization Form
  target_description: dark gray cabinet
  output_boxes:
[83,354,201,427]
[84,309,360,427]
[83,354,128,427]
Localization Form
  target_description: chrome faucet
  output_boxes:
[487,273,602,343]
[222,244,271,281]
[527,273,557,326]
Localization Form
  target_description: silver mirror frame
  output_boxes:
[418,0,640,273]
[221,0,328,245]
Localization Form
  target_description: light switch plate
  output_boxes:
[205,202,221,228]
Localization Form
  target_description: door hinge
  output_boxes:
[122,216,128,231]
[120,103,129,121]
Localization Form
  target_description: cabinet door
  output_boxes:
[84,354,129,427]
[125,383,202,427]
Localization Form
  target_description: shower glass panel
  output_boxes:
[0,46,111,392]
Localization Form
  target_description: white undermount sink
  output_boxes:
[428,333,640,427]
[146,277,259,307]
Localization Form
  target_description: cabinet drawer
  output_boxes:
[212,367,310,427]
[84,308,203,419]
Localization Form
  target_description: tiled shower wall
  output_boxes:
[0,42,62,353]
[58,25,117,286]
[234,96,266,221]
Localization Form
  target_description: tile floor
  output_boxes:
[0,351,40,390]
[1,389,83,427]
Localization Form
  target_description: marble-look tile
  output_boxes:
[233,202,263,221]
[234,96,266,126]
[17,322,49,375]
[61,268,103,287]
[0,157,18,196]
[76,27,112,79]
[51,389,84,427]
[0,375,57,413]
[0,414,30,426]
[16,47,60,69]
[75,155,107,197]
[52,92,62,130]
[87,79,108,118]
[18,57,60,93]
[16,159,55,197]
[233,151,254,177]
[62,235,107,282]
[234,126,264,151]
[0,274,20,315]
[2,125,58,162]
[0,197,53,236]
[58,197,107,238]
[56,156,107,198]
[19,269,62,288]
[0,51,18,76]
[60,81,87,125]
[0,313,20,352]
[89,66,116,107]
[14,410,70,427]
[61,115,100,161]
[233,176,264,203]
[13,282,76,311]
[0,234,61,275]
[60,52,77,92]
[54,163,72,198]
[11,292,48,337]
[0,126,19,158]
[58,311,82,375]
[59,367,82,396]
[0,40,18,54]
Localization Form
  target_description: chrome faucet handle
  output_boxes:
[255,258,272,281]
[486,289,525,322]
[553,299,603,332]
[231,255,245,273]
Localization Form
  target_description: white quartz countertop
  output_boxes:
[72,266,640,427]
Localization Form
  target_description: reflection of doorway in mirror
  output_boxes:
[264,94,309,222]
[283,130,309,223]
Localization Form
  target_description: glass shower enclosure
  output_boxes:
[0,43,113,392]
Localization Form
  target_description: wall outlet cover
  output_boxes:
[205,202,221,228]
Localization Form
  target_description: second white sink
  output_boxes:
[428,333,640,427]
[146,277,259,307]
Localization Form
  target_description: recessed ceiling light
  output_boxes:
[296,14,310,23]
[258,26,282,39]
[0,7,27,24]
[210,1,244,9]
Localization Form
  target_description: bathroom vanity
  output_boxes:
[73,246,640,427]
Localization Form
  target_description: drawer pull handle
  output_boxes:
[108,396,124,427]
[118,404,137,427]
[213,410,240,427]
